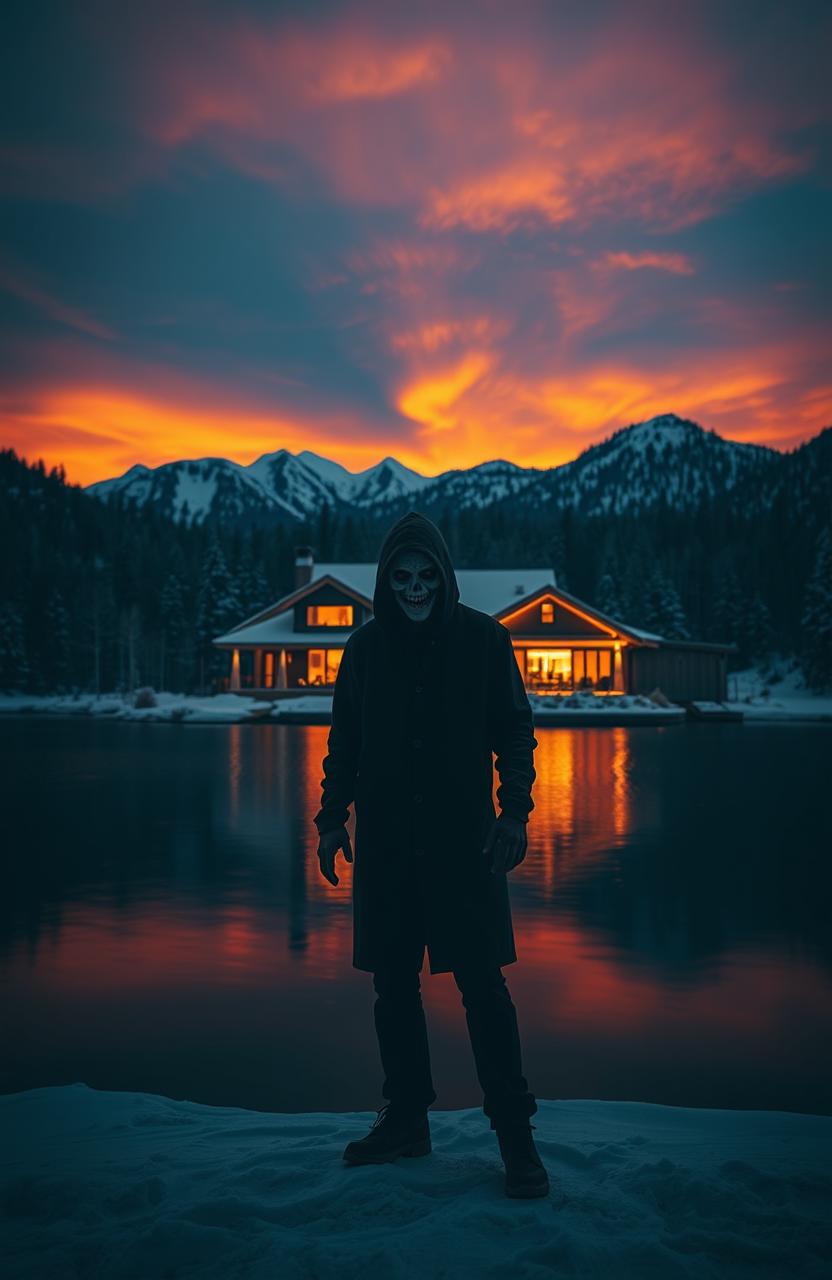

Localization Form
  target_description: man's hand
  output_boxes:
[317,825,353,886]
[483,813,527,874]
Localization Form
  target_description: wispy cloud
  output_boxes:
[0,258,119,341]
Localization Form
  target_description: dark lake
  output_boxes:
[2,717,830,1117]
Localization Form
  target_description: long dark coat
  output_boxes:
[313,511,537,975]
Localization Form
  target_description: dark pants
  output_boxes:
[372,961,538,1129]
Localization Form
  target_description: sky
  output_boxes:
[0,0,830,486]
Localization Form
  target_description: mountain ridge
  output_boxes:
[83,413,828,527]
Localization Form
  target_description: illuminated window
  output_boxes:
[540,601,555,624]
[526,649,571,691]
[574,648,615,691]
[263,651,275,688]
[307,604,354,627]
[307,648,344,686]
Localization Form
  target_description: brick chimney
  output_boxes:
[294,545,314,590]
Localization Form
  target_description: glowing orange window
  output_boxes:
[307,605,354,626]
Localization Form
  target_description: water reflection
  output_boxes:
[1,718,830,1115]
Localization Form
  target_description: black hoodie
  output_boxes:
[314,507,537,972]
[371,510,460,645]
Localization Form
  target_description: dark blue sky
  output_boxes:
[1,0,829,483]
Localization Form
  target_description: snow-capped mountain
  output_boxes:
[294,452,430,505]
[85,457,280,525]
[85,447,433,525]
[84,413,822,526]
[526,413,782,516]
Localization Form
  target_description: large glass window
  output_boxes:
[307,605,354,627]
[305,648,344,687]
[526,649,572,691]
[527,647,617,693]
[573,648,614,691]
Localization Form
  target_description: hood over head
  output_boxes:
[372,510,460,640]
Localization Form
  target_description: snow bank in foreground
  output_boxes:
[3,1085,830,1279]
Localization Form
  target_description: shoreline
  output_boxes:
[1,690,831,725]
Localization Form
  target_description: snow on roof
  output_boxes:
[215,564,555,645]
[312,563,377,599]
[458,568,554,614]
[312,563,555,616]
[615,623,664,642]
[214,610,350,646]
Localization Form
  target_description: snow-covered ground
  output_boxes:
[0,660,829,723]
[528,690,685,719]
[0,691,274,723]
[722,662,832,721]
[0,689,684,723]
[3,1084,829,1279]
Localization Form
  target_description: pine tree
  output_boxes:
[75,558,117,694]
[617,528,653,623]
[160,570,189,692]
[594,552,624,620]
[799,525,832,691]
[641,566,690,639]
[0,600,29,691]
[746,593,774,664]
[44,588,72,691]
[237,561,271,619]
[195,535,241,692]
[712,565,743,653]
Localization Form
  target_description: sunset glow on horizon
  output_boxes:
[1,0,830,487]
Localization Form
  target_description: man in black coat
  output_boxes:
[313,510,549,1197]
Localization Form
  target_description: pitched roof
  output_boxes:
[495,581,665,645]
[214,563,554,645]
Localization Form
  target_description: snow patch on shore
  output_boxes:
[723,663,832,720]
[0,691,272,723]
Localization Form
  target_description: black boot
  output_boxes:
[343,1104,432,1165]
[495,1121,549,1198]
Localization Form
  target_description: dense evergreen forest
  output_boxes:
[0,445,829,695]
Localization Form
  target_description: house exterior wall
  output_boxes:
[628,646,727,701]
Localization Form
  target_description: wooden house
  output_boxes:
[213,546,735,702]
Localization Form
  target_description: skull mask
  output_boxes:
[388,549,440,623]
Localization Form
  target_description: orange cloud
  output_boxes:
[398,352,491,437]
[0,368,417,486]
[146,25,452,151]
[388,322,829,471]
[600,251,695,275]
[128,7,817,235]
[4,333,828,490]
[296,36,450,103]
[423,164,576,232]
[389,315,504,354]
